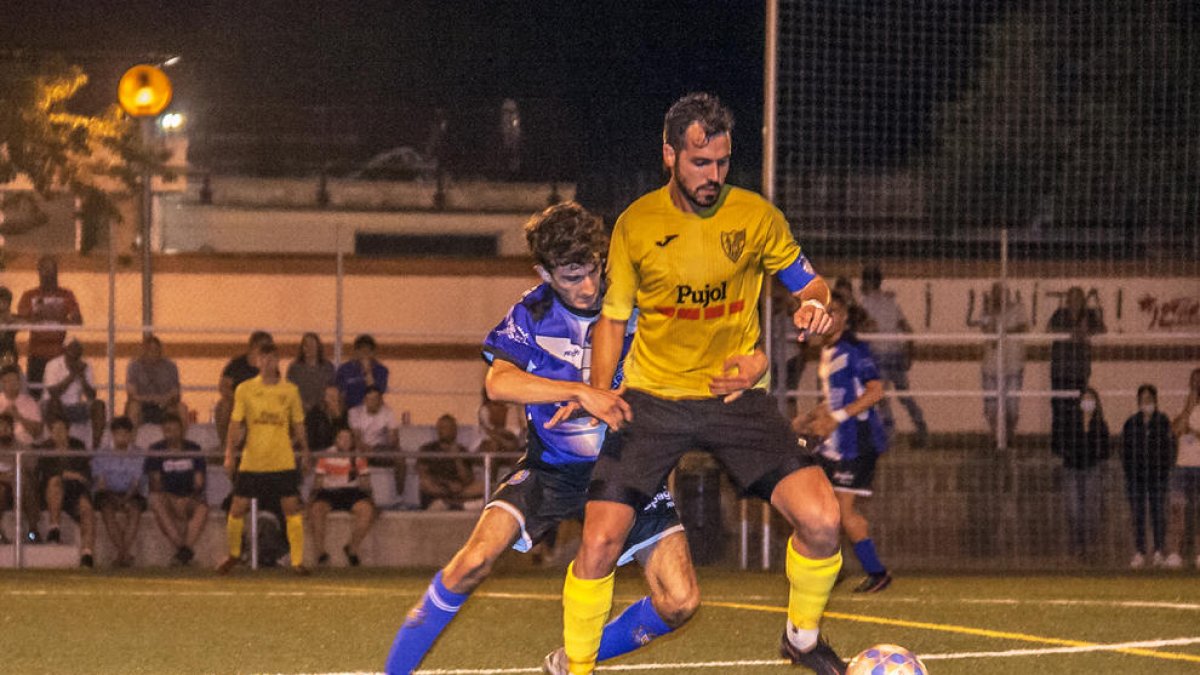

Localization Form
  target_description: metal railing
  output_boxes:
[0,447,523,569]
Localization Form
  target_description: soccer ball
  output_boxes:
[846,644,928,675]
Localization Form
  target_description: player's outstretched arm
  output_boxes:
[792,276,833,338]
[486,359,631,429]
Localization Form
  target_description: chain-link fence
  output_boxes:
[754,0,1200,571]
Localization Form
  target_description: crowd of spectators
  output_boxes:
[0,270,526,567]
[3,256,1191,570]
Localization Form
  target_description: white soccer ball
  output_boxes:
[846,643,928,675]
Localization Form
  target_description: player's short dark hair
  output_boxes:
[45,414,68,429]
[0,364,20,379]
[524,201,607,272]
[161,412,183,428]
[364,385,383,397]
[0,412,13,427]
[354,334,377,351]
[1137,384,1158,401]
[258,342,278,357]
[663,92,734,152]
[110,416,135,432]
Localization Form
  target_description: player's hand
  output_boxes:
[711,351,769,403]
[546,386,631,430]
[809,407,840,437]
[573,384,632,430]
[223,454,236,479]
[794,300,833,340]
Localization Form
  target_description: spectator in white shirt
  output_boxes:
[967,282,1030,441]
[348,386,404,497]
[0,364,42,446]
[42,338,105,448]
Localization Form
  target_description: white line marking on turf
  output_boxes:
[921,636,1200,660]
[266,639,1200,674]
[265,634,1200,672]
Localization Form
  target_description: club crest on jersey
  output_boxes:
[720,229,746,262]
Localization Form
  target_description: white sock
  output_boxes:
[786,621,819,652]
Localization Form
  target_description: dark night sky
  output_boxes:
[2,1,1001,189]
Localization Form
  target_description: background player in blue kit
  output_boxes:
[384,202,768,674]
[799,291,892,593]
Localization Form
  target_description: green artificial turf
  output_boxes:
[0,567,1197,674]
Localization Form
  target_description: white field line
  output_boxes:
[261,636,1200,674]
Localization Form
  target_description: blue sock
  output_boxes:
[597,596,673,661]
[385,571,470,674]
[853,538,886,575]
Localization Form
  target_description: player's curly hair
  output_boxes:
[524,201,607,272]
[663,92,735,152]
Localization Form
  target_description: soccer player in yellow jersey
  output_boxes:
[217,341,312,575]
[560,93,847,674]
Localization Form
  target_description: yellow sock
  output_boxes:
[227,515,245,559]
[562,562,614,675]
[786,538,841,632]
[286,514,305,567]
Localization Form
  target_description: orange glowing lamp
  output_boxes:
[117,65,173,117]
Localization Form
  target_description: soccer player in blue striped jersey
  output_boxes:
[383,202,767,674]
[800,291,891,593]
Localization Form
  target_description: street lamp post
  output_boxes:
[117,64,173,333]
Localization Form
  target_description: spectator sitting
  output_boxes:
[42,337,106,448]
[1121,384,1175,569]
[145,413,209,566]
[309,426,375,566]
[0,285,17,367]
[0,412,41,544]
[335,334,389,409]
[215,331,272,448]
[16,254,82,398]
[35,416,95,567]
[125,334,188,428]
[92,416,147,567]
[348,386,399,462]
[306,384,347,454]
[287,332,335,414]
[418,414,482,510]
[476,397,522,479]
[0,364,43,446]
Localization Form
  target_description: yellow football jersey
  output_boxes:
[604,184,804,399]
[231,376,305,472]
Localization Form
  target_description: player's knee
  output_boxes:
[655,581,700,628]
[576,529,623,575]
[793,503,841,555]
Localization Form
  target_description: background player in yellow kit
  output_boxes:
[218,342,312,575]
